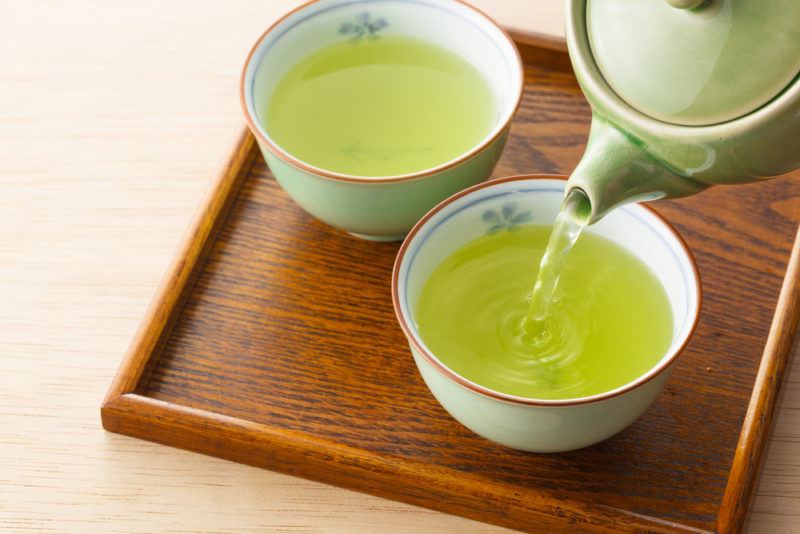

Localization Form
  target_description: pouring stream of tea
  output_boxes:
[524,189,591,341]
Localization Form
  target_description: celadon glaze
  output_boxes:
[393,177,701,452]
[565,0,800,223]
[412,347,673,452]
[587,0,800,126]
[241,0,523,241]
[260,132,508,240]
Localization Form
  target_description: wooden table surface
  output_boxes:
[1,1,797,532]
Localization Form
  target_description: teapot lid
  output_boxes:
[585,0,800,126]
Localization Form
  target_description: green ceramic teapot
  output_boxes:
[564,0,800,223]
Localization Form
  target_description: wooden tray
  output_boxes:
[101,36,800,533]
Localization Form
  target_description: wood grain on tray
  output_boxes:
[102,40,800,533]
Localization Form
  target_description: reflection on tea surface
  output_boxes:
[416,224,672,400]
[259,36,495,177]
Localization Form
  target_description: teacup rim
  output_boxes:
[391,174,703,407]
[239,0,525,184]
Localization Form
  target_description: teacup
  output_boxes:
[240,0,523,241]
[392,175,701,452]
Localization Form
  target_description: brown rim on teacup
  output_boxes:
[239,0,525,184]
[391,174,703,407]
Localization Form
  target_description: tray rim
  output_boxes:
[100,35,800,534]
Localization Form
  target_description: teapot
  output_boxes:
[563,0,800,223]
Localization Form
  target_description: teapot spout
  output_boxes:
[565,118,706,224]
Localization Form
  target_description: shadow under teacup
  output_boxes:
[392,175,702,452]
[241,0,523,241]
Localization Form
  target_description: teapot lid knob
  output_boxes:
[666,0,707,9]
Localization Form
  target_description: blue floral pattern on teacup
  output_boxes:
[482,202,532,234]
[340,12,388,42]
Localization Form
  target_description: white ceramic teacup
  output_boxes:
[241,0,523,241]
[392,175,701,452]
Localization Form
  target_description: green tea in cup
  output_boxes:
[258,35,496,177]
[415,224,673,400]
[394,176,699,451]
[242,0,522,240]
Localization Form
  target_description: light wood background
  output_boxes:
[0,1,797,532]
